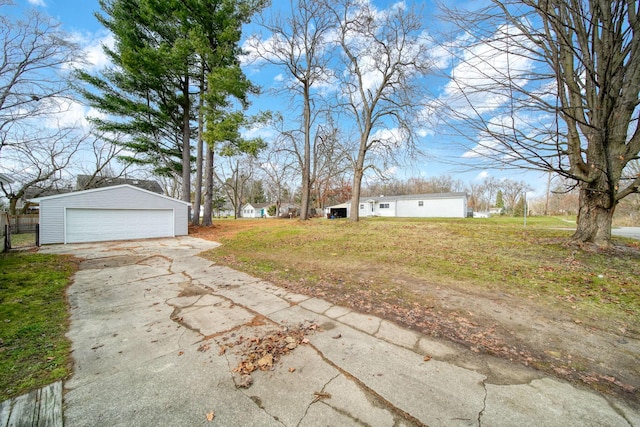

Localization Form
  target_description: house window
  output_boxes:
[418,201,424,207]
[379,203,389,209]
[360,204,364,209]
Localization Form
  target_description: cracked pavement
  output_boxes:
[40,237,640,426]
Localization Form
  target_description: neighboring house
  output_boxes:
[76,175,163,193]
[19,175,164,212]
[199,204,235,218]
[326,193,468,219]
[241,203,272,218]
[0,173,13,186]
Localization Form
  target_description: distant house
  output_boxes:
[0,173,13,186]
[241,203,272,218]
[20,175,164,211]
[76,175,163,193]
[326,193,468,219]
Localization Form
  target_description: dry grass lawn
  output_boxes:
[191,216,640,402]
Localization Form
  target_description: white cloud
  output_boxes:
[437,24,536,117]
[67,31,114,72]
[242,123,276,141]
[273,73,284,82]
[41,97,94,131]
[28,0,46,6]
[475,171,490,181]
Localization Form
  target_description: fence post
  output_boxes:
[36,224,40,247]
[4,224,10,251]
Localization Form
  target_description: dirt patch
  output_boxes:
[190,222,640,407]
[190,220,267,241]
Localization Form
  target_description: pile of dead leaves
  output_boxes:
[219,322,320,388]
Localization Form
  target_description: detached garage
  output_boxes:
[32,184,190,244]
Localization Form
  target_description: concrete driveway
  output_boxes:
[613,227,640,240]
[40,237,639,426]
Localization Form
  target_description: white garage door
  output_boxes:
[65,208,174,243]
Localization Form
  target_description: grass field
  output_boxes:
[201,216,640,327]
[0,251,77,401]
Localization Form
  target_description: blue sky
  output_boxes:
[12,0,550,196]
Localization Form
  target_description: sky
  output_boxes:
[9,0,551,197]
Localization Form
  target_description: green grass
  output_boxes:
[205,216,640,326]
[0,252,77,401]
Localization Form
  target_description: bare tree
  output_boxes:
[0,4,86,213]
[257,140,297,217]
[500,179,534,215]
[437,0,640,246]
[214,155,256,218]
[246,0,335,220]
[0,6,82,155]
[312,124,351,212]
[0,127,83,213]
[329,0,433,221]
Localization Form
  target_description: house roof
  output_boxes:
[243,202,272,209]
[0,173,13,185]
[24,187,73,200]
[361,192,467,202]
[30,184,191,205]
[77,175,163,194]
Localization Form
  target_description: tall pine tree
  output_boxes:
[76,0,266,210]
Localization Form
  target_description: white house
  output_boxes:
[241,203,272,218]
[326,193,468,219]
[32,184,190,244]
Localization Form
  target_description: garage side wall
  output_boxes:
[39,186,188,244]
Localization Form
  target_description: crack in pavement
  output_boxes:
[303,340,426,427]
[297,373,341,427]
[478,378,488,426]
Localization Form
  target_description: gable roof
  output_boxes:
[243,202,272,209]
[0,173,13,185]
[30,184,191,205]
[76,175,163,193]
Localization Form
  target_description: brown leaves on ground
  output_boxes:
[221,322,320,387]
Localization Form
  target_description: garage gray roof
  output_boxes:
[31,184,190,205]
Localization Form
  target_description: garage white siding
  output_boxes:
[33,185,190,244]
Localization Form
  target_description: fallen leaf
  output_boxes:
[257,353,273,370]
[206,411,215,422]
[423,355,432,362]
[289,367,296,373]
[197,344,210,352]
[332,333,342,339]
[312,391,332,403]
[178,351,184,356]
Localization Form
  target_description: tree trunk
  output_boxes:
[202,146,214,226]
[300,84,312,220]
[192,67,205,226]
[572,181,615,247]
[349,165,364,222]
[181,75,191,218]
